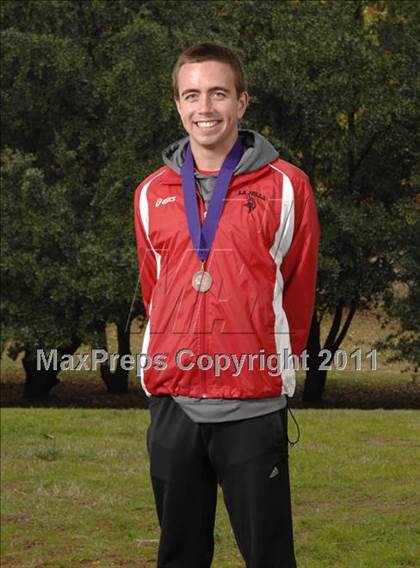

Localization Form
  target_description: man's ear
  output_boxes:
[238,91,249,119]
[175,97,181,116]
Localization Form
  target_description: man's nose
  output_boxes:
[198,95,213,114]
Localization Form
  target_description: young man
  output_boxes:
[134,42,319,568]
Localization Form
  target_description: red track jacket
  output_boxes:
[134,157,319,399]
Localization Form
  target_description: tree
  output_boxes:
[380,198,420,376]
[0,149,87,396]
[1,1,177,396]
[1,3,103,395]
[78,7,175,393]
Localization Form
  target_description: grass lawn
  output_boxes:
[1,408,419,567]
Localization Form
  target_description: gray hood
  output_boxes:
[162,129,278,175]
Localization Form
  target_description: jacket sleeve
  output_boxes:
[134,183,157,319]
[281,175,320,356]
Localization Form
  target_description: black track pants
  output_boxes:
[146,395,297,568]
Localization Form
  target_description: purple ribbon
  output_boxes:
[181,137,243,262]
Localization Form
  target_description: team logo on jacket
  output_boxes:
[239,190,266,213]
[155,196,176,207]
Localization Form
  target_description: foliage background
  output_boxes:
[1,0,419,393]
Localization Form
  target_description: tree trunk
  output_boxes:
[23,339,80,398]
[100,321,131,394]
[23,352,61,398]
[303,311,328,402]
[303,302,358,402]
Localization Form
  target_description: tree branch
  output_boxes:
[332,300,358,352]
[324,301,344,351]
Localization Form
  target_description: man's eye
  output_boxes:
[185,94,198,101]
[213,91,226,98]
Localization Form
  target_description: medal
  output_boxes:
[192,263,213,293]
[181,137,243,293]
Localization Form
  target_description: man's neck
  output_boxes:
[190,132,239,171]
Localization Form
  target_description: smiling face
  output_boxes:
[175,60,248,160]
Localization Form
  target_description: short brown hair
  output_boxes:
[172,42,248,100]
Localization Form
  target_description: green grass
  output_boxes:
[2,408,419,567]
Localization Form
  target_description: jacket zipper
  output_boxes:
[196,185,208,398]
[201,270,207,398]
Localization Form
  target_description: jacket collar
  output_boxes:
[159,163,272,189]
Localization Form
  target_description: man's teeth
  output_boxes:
[196,121,219,128]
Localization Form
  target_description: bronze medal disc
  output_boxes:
[192,270,212,293]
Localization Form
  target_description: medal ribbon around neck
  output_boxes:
[181,137,243,266]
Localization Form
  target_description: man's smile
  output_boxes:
[194,119,222,129]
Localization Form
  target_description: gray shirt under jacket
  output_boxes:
[162,130,287,423]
